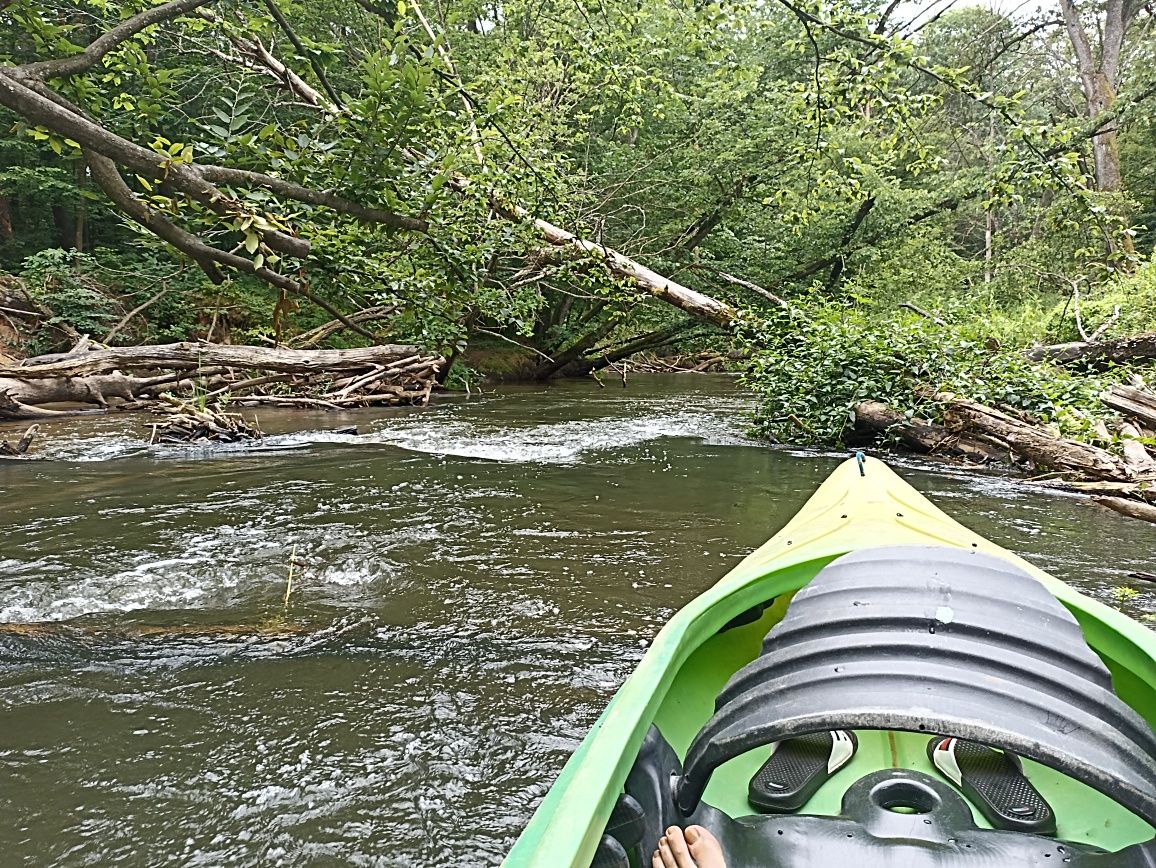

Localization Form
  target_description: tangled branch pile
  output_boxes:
[0,340,444,420]
[150,397,262,445]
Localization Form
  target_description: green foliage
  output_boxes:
[740,303,1110,446]
[20,249,118,341]
[1069,256,1156,340]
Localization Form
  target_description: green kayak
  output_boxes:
[505,456,1156,867]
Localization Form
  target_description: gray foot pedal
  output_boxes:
[927,737,1056,835]
[748,730,857,812]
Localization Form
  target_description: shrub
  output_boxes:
[739,303,1110,446]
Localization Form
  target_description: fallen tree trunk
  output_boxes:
[1025,478,1156,502]
[455,183,737,328]
[1026,331,1156,366]
[0,388,108,420]
[0,371,146,406]
[853,401,1007,463]
[1101,384,1156,430]
[1117,422,1156,479]
[936,393,1132,480]
[5,341,432,379]
[1092,495,1156,525]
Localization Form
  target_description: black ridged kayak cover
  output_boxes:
[675,545,1156,825]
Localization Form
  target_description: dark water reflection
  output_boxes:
[0,376,1152,865]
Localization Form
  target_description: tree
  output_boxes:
[1058,0,1144,193]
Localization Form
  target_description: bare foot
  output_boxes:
[651,824,726,868]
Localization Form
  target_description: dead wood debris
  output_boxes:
[855,383,1156,525]
[0,423,38,456]
[0,340,445,420]
[150,397,263,445]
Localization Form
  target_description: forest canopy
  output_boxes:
[2,0,1156,442]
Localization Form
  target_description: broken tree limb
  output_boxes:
[1102,384,1156,430]
[0,423,39,455]
[289,304,400,348]
[0,388,107,420]
[899,302,946,325]
[689,266,792,310]
[936,392,1132,480]
[459,184,736,327]
[1026,331,1156,366]
[1092,495,1156,525]
[1117,421,1156,479]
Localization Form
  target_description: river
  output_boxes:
[0,375,1152,865]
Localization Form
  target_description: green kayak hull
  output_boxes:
[504,456,1156,866]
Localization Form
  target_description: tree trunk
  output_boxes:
[74,159,87,251]
[469,187,736,327]
[1058,0,1138,195]
[529,315,620,380]
[853,400,1006,463]
[1101,384,1156,429]
[0,194,11,241]
[1026,331,1156,366]
[4,341,434,379]
[562,318,704,377]
[937,392,1131,480]
[0,371,146,406]
[0,388,107,419]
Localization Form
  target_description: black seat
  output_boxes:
[674,545,1156,826]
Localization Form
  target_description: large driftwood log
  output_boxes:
[1093,496,1156,525]
[0,388,108,419]
[1102,384,1156,430]
[1026,478,1156,502]
[1027,331,1156,366]
[853,401,1005,463]
[936,393,1132,481]
[5,342,432,378]
[0,371,144,406]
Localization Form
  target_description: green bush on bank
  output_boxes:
[739,303,1113,446]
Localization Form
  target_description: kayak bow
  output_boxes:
[505,456,1156,867]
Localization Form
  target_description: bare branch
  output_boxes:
[260,0,344,108]
[199,166,429,231]
[13,0,219,82]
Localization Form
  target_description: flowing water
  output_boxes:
[0,376,1152,866]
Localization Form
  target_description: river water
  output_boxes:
[0,375,1152,866]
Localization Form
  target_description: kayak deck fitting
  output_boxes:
[505,457,1156,867]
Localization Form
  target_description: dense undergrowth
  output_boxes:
[741,252,1156,448]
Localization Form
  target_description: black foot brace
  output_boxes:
[927,737,1056,835]
[748,730,857,813]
